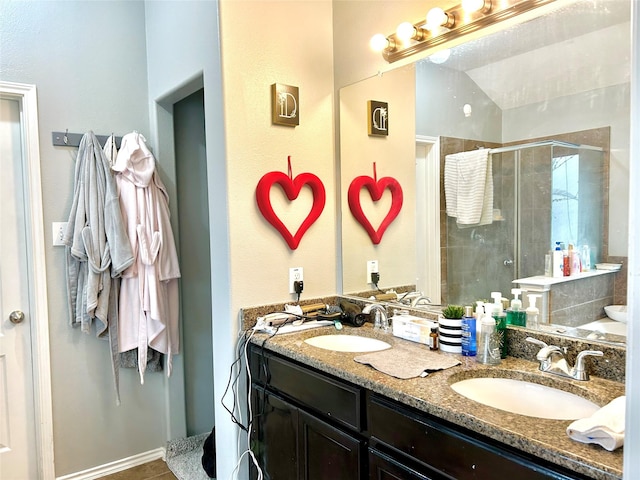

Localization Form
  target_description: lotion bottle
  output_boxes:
[526,294,540,329]
[477,304,501,365]
[553,242,564,278]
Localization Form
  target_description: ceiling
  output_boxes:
[424,0,631,110]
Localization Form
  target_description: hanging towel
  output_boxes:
[444,149,493,228]
[566,396,626,451]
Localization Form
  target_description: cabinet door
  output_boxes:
[369,448,444,480]
[298,409,364,480]
[251,386,299,480]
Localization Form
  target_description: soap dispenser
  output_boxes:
[490,291,507,359]
[506,288,526,327]
[477,304,501,365]
[526,294,540,329]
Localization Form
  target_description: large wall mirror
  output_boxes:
[339,0,630,344]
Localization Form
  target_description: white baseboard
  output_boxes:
[56,447,166,480]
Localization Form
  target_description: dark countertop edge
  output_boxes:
[247,324,624,480]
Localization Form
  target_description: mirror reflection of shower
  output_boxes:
[424,136,606,306]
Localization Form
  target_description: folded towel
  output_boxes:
[444,149,493,228]
[566,396,626,451]
[354,343,460,379]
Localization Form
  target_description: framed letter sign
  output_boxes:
[272,83,299,127]
[367,100,388,136]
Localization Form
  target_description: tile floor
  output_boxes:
[97,459,177,480]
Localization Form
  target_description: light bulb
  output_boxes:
[370,33,390,52]
[396,22,416,43]
[462,0,490,13]
[463,104,472,117]
[426,7,448,30]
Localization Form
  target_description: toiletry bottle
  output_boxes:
[563,244,570,276]
[429,326,439,351]
[491,291,508,358]
[569,244,581,275]
[526,294,540,329]
[477,305,501,365]
[581,245,591,271]
[506,288,526,327]
[461,305,477,357]
[553,242,564,278]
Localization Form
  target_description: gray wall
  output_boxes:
[143,0,233,475]
[0,1,167,475]
[173,89,214,436]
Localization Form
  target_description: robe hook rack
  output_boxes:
[52,130,122,149]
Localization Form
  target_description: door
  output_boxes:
[0,97,38,479]
[0,83,53,480]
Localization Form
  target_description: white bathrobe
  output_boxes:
[113,132,181,383]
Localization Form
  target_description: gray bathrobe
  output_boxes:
[63,131,134,403]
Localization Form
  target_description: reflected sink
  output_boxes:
[451,377,600,420]
[304,334,391,353]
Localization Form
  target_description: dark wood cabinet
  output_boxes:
[249,345,592,480]
[368,448,444,480]
[250,347,365,480]
[299,409,363,480]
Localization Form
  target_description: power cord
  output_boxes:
[294,280,303,302]
[371,271,380,290]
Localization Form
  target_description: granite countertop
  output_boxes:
[250,323,625,480]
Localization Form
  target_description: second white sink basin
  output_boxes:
[304,334,391,353]
[451,377,600,420]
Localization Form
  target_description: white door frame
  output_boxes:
[0,81,55,479]
[415,135,441,303]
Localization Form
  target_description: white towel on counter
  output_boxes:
[566,396,625,451]
[444,149,493,228]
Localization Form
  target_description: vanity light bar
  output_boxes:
[376,0,557,63]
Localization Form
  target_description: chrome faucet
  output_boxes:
[411,295,433,308]
[526,337,603,381]
[363,303,389,332]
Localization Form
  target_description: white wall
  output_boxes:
[340,66,417,293]
[220,0,337,311]
[0,1,168,476]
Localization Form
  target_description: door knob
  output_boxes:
[9,310,25,324]
[503,259,514,267]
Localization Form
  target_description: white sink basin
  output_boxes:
[451,377,600,420]
[304,334,391,352]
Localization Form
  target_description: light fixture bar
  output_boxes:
[381,0,556,63]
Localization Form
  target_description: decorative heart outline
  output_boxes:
[348,163,403,245]
[256,158,326,250]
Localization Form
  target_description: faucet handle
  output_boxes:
[573,350,604,380]
[526,337,548,348]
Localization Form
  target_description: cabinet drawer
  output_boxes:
[250,346,363,431]
[368,394,586,480]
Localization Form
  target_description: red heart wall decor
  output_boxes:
[348,163,403,245]
[256,157,326,250]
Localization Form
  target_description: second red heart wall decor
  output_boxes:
[256,156,326,250]
[348,162,403,245]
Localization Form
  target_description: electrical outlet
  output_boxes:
[366,260,379,284]
[289,267,304,294]
[52,222,68,246]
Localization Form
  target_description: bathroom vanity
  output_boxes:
[247,325,624,480]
